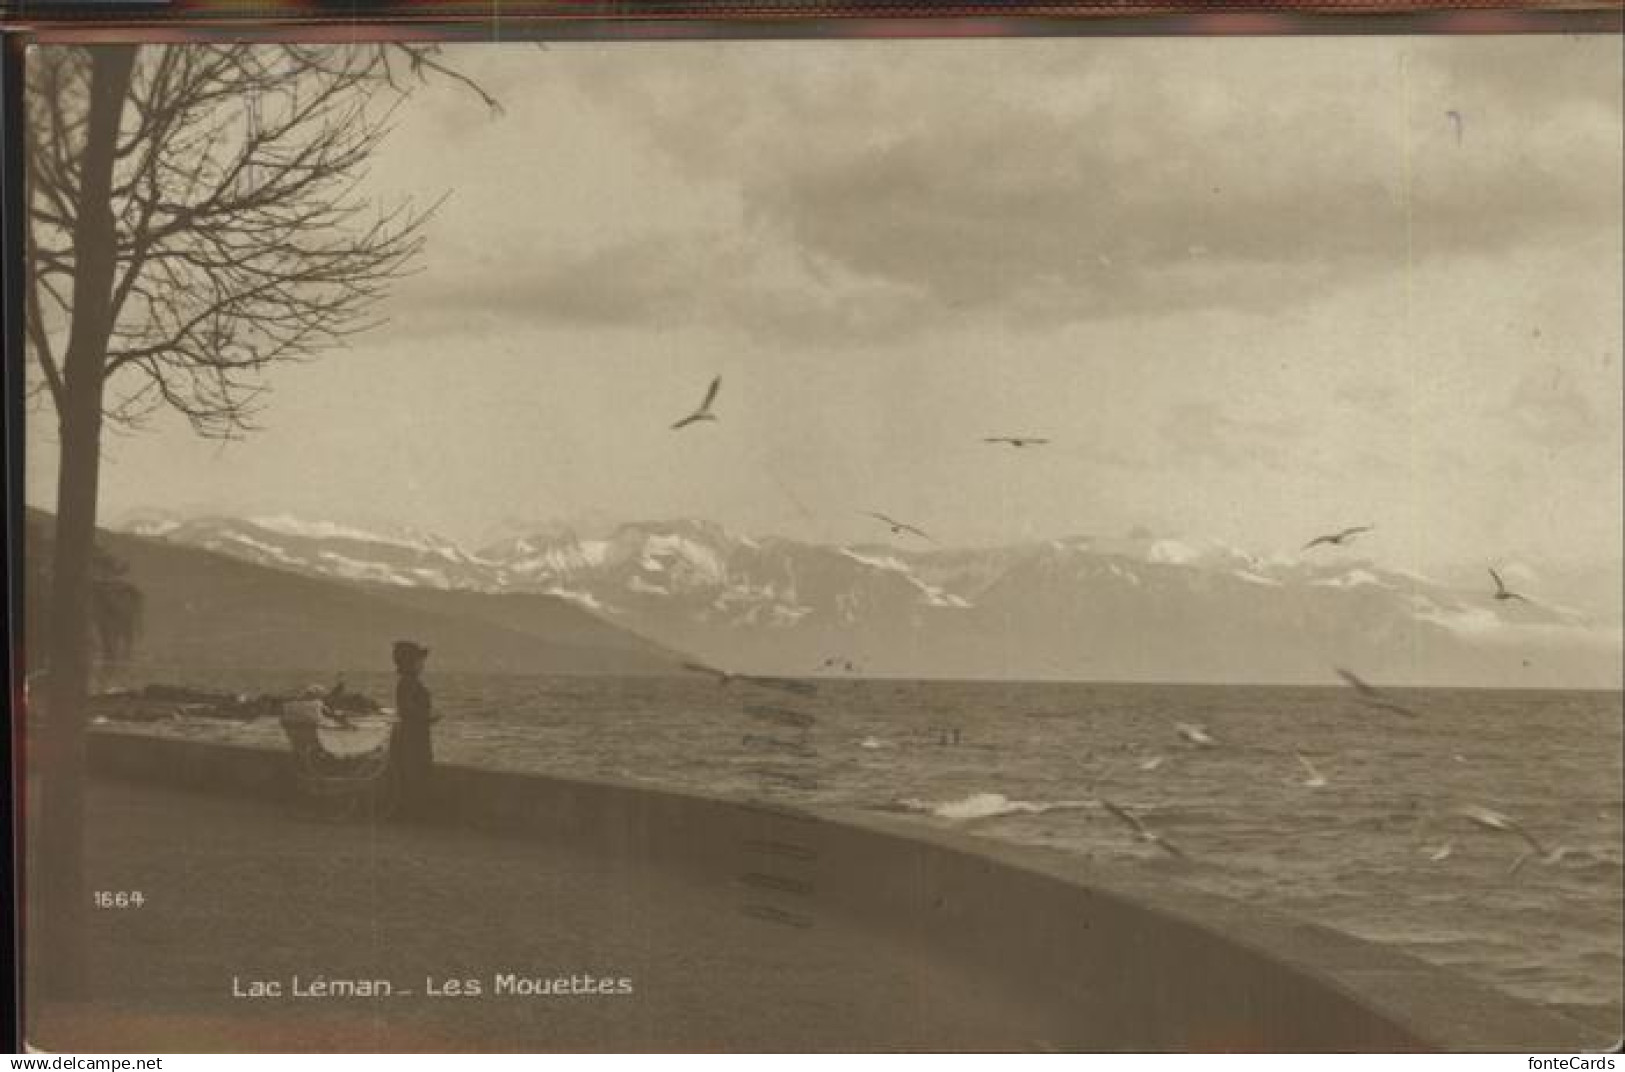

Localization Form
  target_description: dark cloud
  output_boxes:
[402,228,938,345]
[508,237,700,328]
[515,37,1620,340]
[750,104,1607,325]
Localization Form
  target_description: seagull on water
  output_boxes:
[1138,755,1167,773]
[1334,667,1420,719]
[671,375,721,430]
[1295,753,1328,789]
[1100,799,1187,860]
[983,437,1051,448]
[1489,568,1532,604]
[865,512,933,542]
[1175,722,1218,748]
[1454,804,1572,874]
[1423,842,1455,862]
[1304,525,1374,551]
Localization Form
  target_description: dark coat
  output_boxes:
[391,675,434,812]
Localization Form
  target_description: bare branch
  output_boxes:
[27,42,496,437]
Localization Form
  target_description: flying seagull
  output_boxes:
[1100,799,1187,860]
[983,437,1051,448]
[671,375,721,430]
[1175,722,1218,749]
[1489,568,1531,604]
[1303,525,1374,551]
[1334,667,1420,719]
[1295,753,1329,789]
[865,512,933,542]
[1454,804,1571,874]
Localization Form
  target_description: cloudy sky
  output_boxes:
[27,34,1624,611]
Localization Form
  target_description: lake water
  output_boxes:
[103,670,1624,1028]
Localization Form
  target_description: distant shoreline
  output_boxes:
[90,664,1625,695]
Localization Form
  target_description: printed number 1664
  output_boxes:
[94,891,145,909]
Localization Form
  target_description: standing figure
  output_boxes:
[390,640,437,818]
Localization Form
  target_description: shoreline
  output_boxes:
[35,729,1616,1052]
[90,666,1625,694]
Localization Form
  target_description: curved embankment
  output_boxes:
[86,731,1590,1052]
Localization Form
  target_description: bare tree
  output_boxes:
[25,524,144,672]
[25,41,493,999]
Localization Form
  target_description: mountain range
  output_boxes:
[24,511,684,678]
[107,512,1623,688]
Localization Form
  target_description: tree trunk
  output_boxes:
[36,44,135,1003]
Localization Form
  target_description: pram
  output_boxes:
[278,699,397,820]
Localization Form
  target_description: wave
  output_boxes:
[1550,849,1622,876]
[887,791,1094,822]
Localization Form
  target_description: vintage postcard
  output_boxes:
[14,24,1623,1053]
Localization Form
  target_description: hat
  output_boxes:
[392,640,430,663]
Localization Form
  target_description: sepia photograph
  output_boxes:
[15,28,1624,1053]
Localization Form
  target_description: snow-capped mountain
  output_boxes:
[117,513,1622,687]
[123,513,500,592]
[38,510,681,677]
